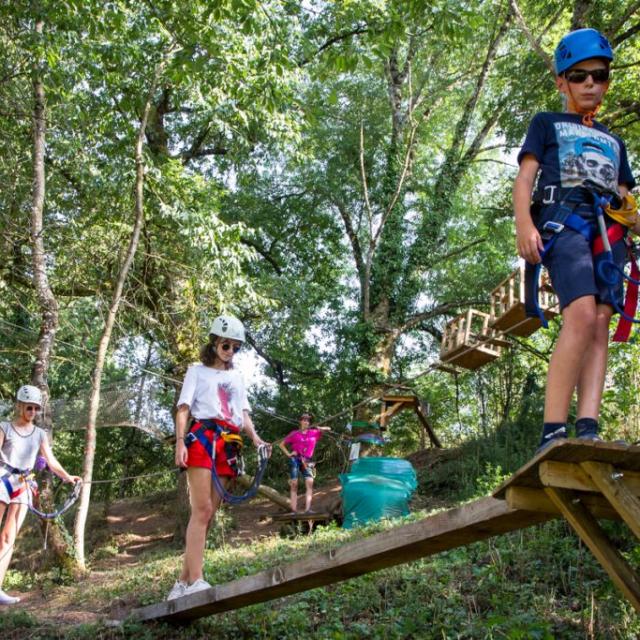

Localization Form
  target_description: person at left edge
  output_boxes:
[167,315,271,601]
[0,385,81,605]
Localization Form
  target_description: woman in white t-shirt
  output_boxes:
[0,385,81,605]
[167,315,270,600]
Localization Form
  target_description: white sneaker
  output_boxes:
[183,578,212,596]
[0,589,20,605]
[166,580,187,601]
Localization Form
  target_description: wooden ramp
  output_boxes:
[131,441,640,624]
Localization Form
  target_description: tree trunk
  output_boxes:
[29,19,74,572]
[73,57,169,569]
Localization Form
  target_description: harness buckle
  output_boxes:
[542,221,564,234]
[184,432,197,446]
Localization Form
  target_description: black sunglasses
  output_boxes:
[24,405,41,413]
[220,342,241,354]
[564,68,609,84]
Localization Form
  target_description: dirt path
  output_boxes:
[11,480,343,627]
[10,450,445,627]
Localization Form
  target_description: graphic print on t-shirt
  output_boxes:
[217,382,235,421]
[555,121,620,192]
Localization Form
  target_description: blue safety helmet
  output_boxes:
[554,28,613,75]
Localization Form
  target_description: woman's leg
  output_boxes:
[180,468,226,584]
[304,477,314,512]
[289,479,299,513]
[0,502,29,588]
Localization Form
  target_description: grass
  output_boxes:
[3,432,640,639]
[2,507,639,639]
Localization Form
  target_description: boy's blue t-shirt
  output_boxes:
[518,112,636,205]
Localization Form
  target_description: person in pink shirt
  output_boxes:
[279,413,330,513]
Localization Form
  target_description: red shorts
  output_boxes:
[186,421,239,477]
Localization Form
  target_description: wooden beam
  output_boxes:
[505,486,620,520]
[414,402,442,449]
[382,395,417,405]
[131,497,551,623]
[540,461,640,495]
[379,401,407,428]
[580,461,640,539]
[544,487,640,613]
[270,512,331,523]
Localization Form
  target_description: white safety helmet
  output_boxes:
[209,315,246,343]
[16,385,43,406]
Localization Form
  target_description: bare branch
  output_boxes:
[509,0,555,75]
[300,25,369,66]
[240,236,282,275]
[607,1,640,40]
[613,21,640,46]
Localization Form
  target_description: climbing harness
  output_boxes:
[293,454,316,479]
[0,461,82,520]
[525,185,640,342]
[0,462,35,503]
[184,418,269,505]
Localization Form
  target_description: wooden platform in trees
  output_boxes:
[130,441,640,624]
[440,309,507,370]
[489,265,558,337]
[379,394,441,448]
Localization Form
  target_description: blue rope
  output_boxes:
[210,443,270,505]
[27,480,82,520]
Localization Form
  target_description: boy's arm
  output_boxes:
[513,154,544,264]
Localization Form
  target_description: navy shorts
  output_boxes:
[543,225,625,312]
[289,456,313,480]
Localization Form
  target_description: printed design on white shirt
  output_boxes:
[217,382,236,422]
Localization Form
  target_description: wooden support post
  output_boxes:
[544,487,640,613]
[415,401,442,449]
[580,461,640,540]
[379,401,406,427]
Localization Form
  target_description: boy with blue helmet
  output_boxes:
[514,28,637,452]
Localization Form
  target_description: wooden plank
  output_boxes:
[539,460,640,495]
[505,486,620,520]
[131,497,551,623]
[442,345,499,370]
[581,461,640,540]
[270,512,331,523]
[382,395,417,405]
[539,461,599,492]
[494,440,640,499]
[545,487,640,613]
